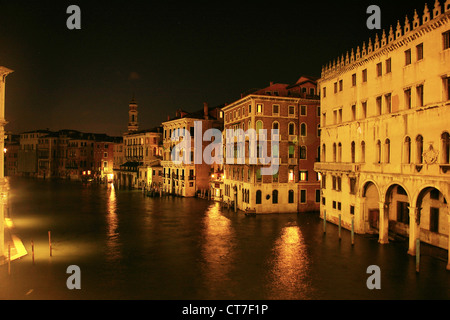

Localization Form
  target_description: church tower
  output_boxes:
[128,95,139,132]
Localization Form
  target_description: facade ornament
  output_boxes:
[423,143,439,164]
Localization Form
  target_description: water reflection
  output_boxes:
[201,202,236,298]
[267,223,314,299]
[106,184,121,261]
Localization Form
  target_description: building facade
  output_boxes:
[221,79,320,214]
[161,103,223,197]
[315,1,450,269]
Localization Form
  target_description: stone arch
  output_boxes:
[384,183,412,238]
[360,180,382,233]
[413,185,449,269]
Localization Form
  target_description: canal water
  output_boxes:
[0,177,449,300]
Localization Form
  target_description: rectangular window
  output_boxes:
[443,30,450,50]
[430,207,439,232]
[315,190,320,203]
[416,85,424,107]
[397,201,410,224]
[299,170,308,181]
[337,202,341,210]
[332,201,336,209]
[376,62,382,77]
[416,43,423,61]
[349,178,357,194]
[334,82,338,93]
[444,77,450,101]
[248,104,252,113]
[376,96,382,115]
[300,190,306,203]
[289,145,295,159]
[405,49,411,65]
[385,93,392,113]
[288,106,295,116]
[405,88,412,109]
[272,104,279,115]
[257,104,263,113]
[300,105,307,116]
[339,80,343,91]
[362,69,367,83]
[362,101,367,118]
[323,87,327,98]
[352,73,356,86]
[385,58,391,74]
[350,205,355,215]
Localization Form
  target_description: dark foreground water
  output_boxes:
[0,177,449,300]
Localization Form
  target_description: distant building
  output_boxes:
[161,103,224,197]
[315,1,450,269]
[221,78,320,213]
[114,97,163,188]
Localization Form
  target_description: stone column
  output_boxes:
[447,214,450,270]
[407,206,420,256]
[378,201,389,244]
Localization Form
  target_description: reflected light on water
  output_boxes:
[201,202,236,297]
[106,184,121,261]
[267,224,313,299]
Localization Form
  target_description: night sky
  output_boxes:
[0,0,434,136]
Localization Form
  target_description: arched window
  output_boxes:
[416,135,423,164]
[441,132,450,164]
[333,143,337,162]
[351,141,355,163]
[337,142,342,162]
[256,120,263,133]
[404,136,411,164]
[376,140,381,163]
[272,190,278,204]
[300,123,307,136]
[322,144,326,162]
[361,141,365,163]
[272,121,279,131]
[256,190,262,204]
[288,190,294,203]
[288,122,295,135]
[385,139,391,163]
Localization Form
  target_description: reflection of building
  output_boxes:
[315,2,450,269]
[161,103,223,197]
[221,79,320,213]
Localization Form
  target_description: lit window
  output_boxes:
[299,170,308,181]
[288,169,294,182]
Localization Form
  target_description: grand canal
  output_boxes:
[1,177,449,300]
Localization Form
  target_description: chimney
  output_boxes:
[203,102,209,120]
[167,115,170,121]
[270,81,274,86]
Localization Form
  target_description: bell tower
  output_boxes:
[128,95,139,132]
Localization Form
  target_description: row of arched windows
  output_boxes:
[321,132,450,164]
[253,121,308,136]
[255,189,295,204]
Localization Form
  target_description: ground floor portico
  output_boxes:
[316,167,450,270]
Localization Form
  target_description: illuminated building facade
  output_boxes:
[161,103,223,197]
[221,79,320,214]
[0,66,13,258]
[315,1,450,269]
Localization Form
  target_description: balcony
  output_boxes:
[288,158,297,165]
[288,135,298,142]
[314,162,361,173]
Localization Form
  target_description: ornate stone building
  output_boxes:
[0,66,13,258]
[315,0,450,269]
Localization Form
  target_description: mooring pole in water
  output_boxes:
[48,231,52,257]
[8,244,11,275]
[351,218,355,245]
[338,214,342,240]
[323,211,326,234]
[31,240,35,264]
[416,238,420,273]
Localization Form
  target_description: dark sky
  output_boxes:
[0,0,433,136]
